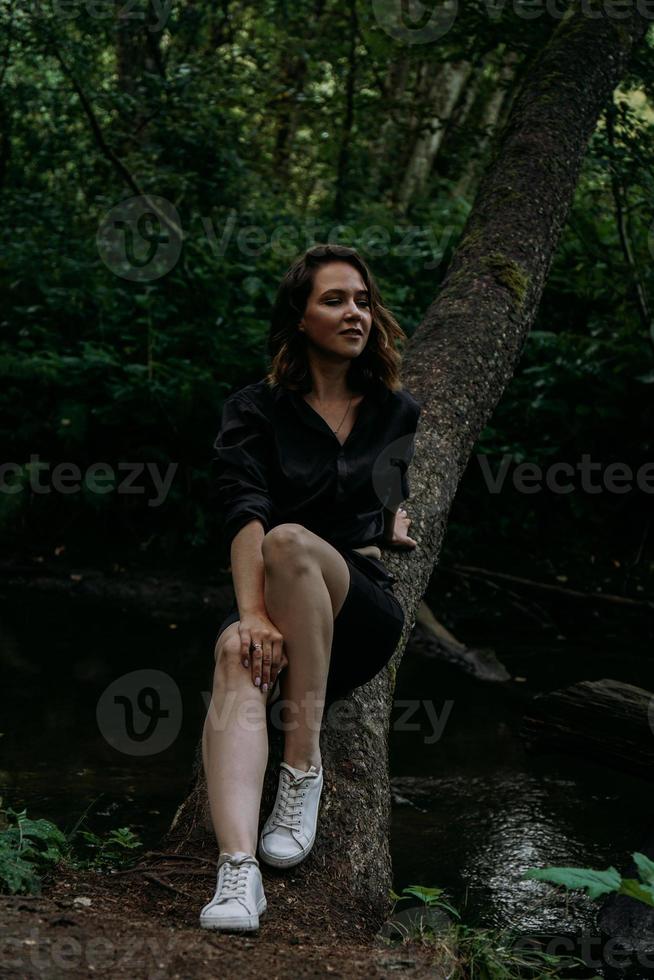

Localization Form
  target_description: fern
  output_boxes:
[0,803,144,895]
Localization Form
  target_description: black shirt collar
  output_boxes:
[270,377,390,407]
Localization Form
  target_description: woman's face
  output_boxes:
[298,261,373,361]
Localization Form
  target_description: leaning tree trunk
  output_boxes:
[164,0,651,930]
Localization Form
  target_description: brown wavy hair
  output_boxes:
[265,243,408,394]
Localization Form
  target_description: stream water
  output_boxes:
[1,573,652,978]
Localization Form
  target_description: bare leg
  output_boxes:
[261,524,350,773]
[202,623,271,856]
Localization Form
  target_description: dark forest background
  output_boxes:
[1,0,653,596]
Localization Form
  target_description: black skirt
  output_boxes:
[213,546,404,703]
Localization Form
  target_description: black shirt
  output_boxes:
[211,377,421,586]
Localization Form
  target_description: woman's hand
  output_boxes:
[238,611,288,693]
[385,507,417,549]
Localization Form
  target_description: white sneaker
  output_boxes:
[258,762,323,868]
[199,851,267,931]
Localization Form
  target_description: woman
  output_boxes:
[200,243,421,932]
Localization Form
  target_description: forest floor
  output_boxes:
[0,856,454,979]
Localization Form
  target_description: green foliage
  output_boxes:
[524,852,654,907]
[0,803,143,896]
[1,1,653,568]
[387,883,591,977]
[71,827,143,872]
[391,883,462,920]
[0,806,69,896]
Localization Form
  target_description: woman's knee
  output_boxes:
[213,629,245,689]
[261,523,316,574]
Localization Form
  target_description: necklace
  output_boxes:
[333,396,353,435]
[310,393,353,434]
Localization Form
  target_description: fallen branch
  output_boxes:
[444,564,654,611]
[142,872,196,900]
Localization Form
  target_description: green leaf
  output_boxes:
[0,851,42,895]
[619,878,654,907]
[634,851,654,887]
[523,864,622,900]
[0,807,70,895]
[401,885,447,905]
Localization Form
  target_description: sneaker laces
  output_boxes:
[214,855,256,906]
[272,768,313,831]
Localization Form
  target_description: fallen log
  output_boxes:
[413,601,511,682]
[519,678,654,779]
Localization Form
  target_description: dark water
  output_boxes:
[389,578,654,976]
[1,577,653,976]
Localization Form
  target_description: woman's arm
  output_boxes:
[212,393,286,691]
[230,518,287,691]
[212,392,275,556]
[230,518,267,615]
[381,394,421,548]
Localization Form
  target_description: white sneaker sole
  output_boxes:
[199,896,267,932]
[258,838,316,869]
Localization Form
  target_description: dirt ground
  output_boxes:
[0,852,453,980]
